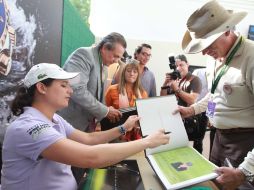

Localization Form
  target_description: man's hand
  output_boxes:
[215,167,246,190]
[173,105,195,118]
[106,106,122,123]
[170,80,179,91]
[162,74,173,86]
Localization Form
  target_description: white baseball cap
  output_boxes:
[24,63,79,88]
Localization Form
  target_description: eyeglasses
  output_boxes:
[141,52,152,57]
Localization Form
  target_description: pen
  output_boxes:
[142,131,171,138]
[225,157,234,168]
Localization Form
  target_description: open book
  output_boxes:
[135,95,218,190]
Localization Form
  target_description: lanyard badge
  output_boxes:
[206,99,216,118]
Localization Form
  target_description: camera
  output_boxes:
[167,71,180,80]
[168,55,176,70]
[168,55,181,80]
[121,51,132,63]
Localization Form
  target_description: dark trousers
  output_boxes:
[192,112,208,154]
[210,129,254,166]
[210,129,254,190]
[208,126,216,160]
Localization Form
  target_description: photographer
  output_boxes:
[161,54,207,154]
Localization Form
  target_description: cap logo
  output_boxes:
[37,73,47,80]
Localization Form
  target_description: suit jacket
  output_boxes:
[58,46,108,131]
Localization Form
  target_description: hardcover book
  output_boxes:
[135,95,218,190]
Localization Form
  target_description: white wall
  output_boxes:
[91,0,254,94]
[90,0,254,42]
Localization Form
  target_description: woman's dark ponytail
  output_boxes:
[11,78,54,116]
[11,86,35,116]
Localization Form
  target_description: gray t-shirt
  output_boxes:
[1,107,77,190]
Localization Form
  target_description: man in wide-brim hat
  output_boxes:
[177,1,254,189]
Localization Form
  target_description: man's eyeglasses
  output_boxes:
[141,52,152,57]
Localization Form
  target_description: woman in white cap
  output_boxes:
[1,63,169,190]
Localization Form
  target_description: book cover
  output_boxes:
[100,107,137,131]
[82,160,145,190]
[135,95,218,190]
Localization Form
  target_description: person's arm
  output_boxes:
[174,76,201,105]
[174,92,210,118]
[69,115,140,145]
[171,80,198,104]
[215,167,246,190]
[176,90,199,105]
[191,92,210,115]
[215,149,254,189]
[41,129,169,169]
[239,145,254,175]
[160,74,174,96]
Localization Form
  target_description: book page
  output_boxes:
[136,95,188,155]
[147,147,218,190]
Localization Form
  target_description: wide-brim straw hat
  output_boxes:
[182,0,247,54]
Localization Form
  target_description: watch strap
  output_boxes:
[239,166,254,182]
[118,125,126,135]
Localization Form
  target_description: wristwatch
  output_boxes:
[118,125,127,135]
[238,166,254,183]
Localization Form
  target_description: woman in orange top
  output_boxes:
[105,60,148,141]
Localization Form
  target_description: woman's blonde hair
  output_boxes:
[118,59,145,97]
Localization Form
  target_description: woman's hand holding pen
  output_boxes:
[123,115,140,132]
[144,129,170,148]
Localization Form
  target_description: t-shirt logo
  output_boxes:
[27,123,51,140]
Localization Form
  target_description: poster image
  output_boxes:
[0,0,63,142]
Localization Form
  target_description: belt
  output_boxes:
[217,128,254,134]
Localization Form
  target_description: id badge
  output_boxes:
[206,100,216,118]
